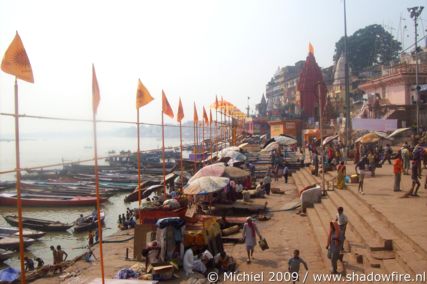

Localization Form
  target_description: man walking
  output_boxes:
[288,249,308,284]
[336,207,348,253]
[405,160,421,197]
[242,217,262,264]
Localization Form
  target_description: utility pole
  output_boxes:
[343,0,351,159]
[318,83,325,191]
[408,6,424,134]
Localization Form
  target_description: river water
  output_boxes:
[0,135,187,269]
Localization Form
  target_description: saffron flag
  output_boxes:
[162,90,174,119]
[136,79,154,109]
[1,32,34,83]
[209,109,213,125]
[193,103,198,123]
[92,64,100,114]
[308,42,314,54]
[203,106,209,125]
[177,97,184,122]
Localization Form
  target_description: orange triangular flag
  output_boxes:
[162,90,174,119]
[177,97,184,122]
[1,32,34,83]
[193,103,198,123]
[92,64,100,114]
[136,79,154,109]
[209,109,213,125]
[203,106,209,125]
[308,42,314,54]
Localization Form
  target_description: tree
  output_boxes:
[334,24,401,74]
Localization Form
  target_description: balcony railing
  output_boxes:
[380,63,427,78]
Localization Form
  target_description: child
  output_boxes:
[283,165,289,184]
[288,249,308,283]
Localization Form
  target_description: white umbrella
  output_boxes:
[273,136,297,146]
[261,141,280,152]
[183,176,230,195]
[323,135,339,146]
[387,128,411,139]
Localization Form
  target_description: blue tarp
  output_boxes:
[0,267,20,283]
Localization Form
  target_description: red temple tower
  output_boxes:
[297,43,327,121]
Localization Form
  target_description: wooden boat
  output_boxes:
[73,211,105,233]
[0,226,46,239]
[124,184,163,203]
[0,235,35,250]
[3,215,73,232]
[0,193,107,207]
[134,206,187,225]
[0,248,14,262]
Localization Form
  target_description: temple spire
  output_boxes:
[308,42,314,55]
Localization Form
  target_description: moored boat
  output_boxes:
[124,184,163,203]
[0,226,46,239]
[3,215,73,232]
[0,235,35,250]
[73,211,105,233]
[0,248,14,262]
[0,193,107,207]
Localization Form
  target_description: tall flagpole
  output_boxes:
[13,78,26,283]
[92,107,105,284]
[215,106,218,153]
[161,111,167,197]
[210,112,213,163]
[193,118,197,173]
[202,120,205,166]
[220,107,223,149]
[136,109,142,206]
[179,120,183,189]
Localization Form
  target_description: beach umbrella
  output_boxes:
[220,150,247,162]
[357,132,389,144]
[387,128,411,139]
[374,131,389,139]
[238,142,249,149]
[273,136,297,146]
[188,163,226,184]
[223,167,250,179]
[183,176,230,195]
[322,135,339,146]
[220,146,240,154]
[261,141,280,152]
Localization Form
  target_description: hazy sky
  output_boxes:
[0,0,426,134]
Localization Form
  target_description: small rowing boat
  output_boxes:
[0,226,46,239]
[0,249,14,262]
[0,235,35,250]
[0,193,107,207]
[3,215,73,232]
[73,211,105,233]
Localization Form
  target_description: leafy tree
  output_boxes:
[334,24,401,74]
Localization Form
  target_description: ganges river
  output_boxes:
[0,134,186,268]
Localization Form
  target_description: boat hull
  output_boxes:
[0,194,106,207]
[3,216,73,232]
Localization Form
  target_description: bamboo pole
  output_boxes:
[92,109,105,284]
[13,78,26,284]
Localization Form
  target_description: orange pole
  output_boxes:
[202,120,205,166]
[179,121,183,189]
[193,119,196,173]
[92,111,105,284]
[210,116,213,163]
[161,111,167,197]
[137,109,142,206]
[215,108,218,154]
[13,78,26,284]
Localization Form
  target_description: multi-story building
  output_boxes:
[265,62,305,119]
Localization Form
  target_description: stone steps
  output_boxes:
[332,187,427,275]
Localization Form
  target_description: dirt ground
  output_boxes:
[32,176,328,284]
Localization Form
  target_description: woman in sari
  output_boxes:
[336,161,346,190]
